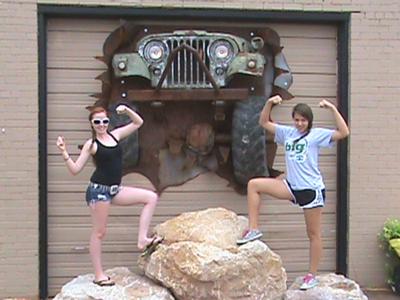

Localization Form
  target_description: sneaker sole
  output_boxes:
[236,233,263,245]
[299,281,319,290]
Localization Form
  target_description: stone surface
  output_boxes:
[153,207,248,250]
[53,267,174,300]
[140,207,287,300]
[285,273,369,300]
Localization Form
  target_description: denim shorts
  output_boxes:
[284,180,326,209]
[85,182,121,205]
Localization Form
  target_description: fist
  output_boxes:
[56,136,66,151]
[116,104,128,115]
[268,95,283,105]
[319,99,334,109]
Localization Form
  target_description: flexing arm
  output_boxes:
[319,99,350,141]
[259,95,282,134]
[111,104,143,141]
[56,136,92,175]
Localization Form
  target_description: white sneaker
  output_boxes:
[300,273,319,290]
[236,229,263,245]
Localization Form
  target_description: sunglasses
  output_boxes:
[92,118,110,125]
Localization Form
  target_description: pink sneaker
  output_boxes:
[300,273,319,290]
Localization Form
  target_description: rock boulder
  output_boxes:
[53,266,174,300]
[140,207,287,300]
[284,273,368,300]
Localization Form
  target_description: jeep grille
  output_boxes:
[164,37,212,88]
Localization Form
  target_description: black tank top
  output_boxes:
[90,132,123,186]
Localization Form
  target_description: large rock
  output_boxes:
[284,273,368,300]
[140,207,287,300]
[153,207,248,249]
[54,267,174,300]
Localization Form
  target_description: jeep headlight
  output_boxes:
[143,40,167,63]
[209,40,234,62]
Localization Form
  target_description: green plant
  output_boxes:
[381,219,400,242]
[379,218,400,294]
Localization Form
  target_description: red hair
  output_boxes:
[88,106,108,121]
[88,106,109,150]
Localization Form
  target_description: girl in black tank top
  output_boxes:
[90,132,123,186]
[56,105,161,286]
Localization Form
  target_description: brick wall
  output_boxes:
[0,0,39,298]
[1,0,399,297]
[348,2,400,287]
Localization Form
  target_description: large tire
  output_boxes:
[108,103,139,168]
[232,96,268,185]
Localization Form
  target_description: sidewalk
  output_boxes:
[364,289,399,299]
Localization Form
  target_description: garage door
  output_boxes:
[46,18,338,296]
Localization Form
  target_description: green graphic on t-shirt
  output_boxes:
[285,139,308,163]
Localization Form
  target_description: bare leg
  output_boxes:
[247,178,293,229]
[304,207,323,274]
[89,201,110,282]
[112,187,159,250]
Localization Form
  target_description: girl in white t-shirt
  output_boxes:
[237,95,349,290]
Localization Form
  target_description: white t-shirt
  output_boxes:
[274,124,335,190]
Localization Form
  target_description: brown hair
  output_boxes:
[291,103,313,144]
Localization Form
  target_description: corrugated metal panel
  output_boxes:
[47,18,338,296]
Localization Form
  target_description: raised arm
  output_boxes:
[111,104,143,141]
[56,136,92,175]
[259,95,282,134]
[319,99,350,141]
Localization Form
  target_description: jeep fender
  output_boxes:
[227,53,265,78]
[112,53,151,80]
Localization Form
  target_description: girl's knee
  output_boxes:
[93,228,107,240]
[307,228,321,240]
[248,178,258,192]
[248,178,267,194]
[147,191,158,206]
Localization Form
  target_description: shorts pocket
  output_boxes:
[85,186,93,203]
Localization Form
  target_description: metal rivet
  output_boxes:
[118,61,126,70]
[247,60,256,69]
[122,92,127,98]
[121,80,125,84]
[153,68,161,76]
[151,101,164,108]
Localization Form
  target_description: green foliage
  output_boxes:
[379,218,400,290]
[380,219,400,242]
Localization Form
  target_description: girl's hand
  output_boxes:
[267,95,283,105]
[56,136,66,152]
[116,104,128,115]
[319,99,336,110]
